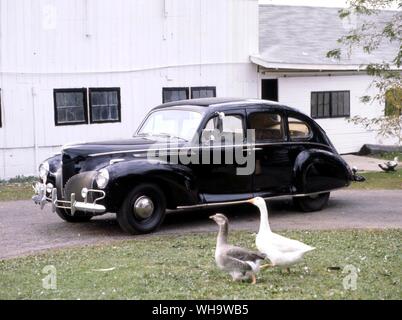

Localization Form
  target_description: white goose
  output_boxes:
[248,197,315,272]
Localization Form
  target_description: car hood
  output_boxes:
[62,136,185,159]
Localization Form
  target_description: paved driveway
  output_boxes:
[0,189,401,259]
[342,154,383,172]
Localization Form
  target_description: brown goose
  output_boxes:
[210,213,265,284]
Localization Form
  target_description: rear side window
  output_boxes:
[249,112,284,142]
[288,117,312,140]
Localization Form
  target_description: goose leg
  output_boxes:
[250,274,256,285]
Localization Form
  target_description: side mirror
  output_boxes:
[216,112,225,120]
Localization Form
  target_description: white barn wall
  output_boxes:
[0,0,259,179]
[0,0,258,73]
[267,74,386,154]
[1,64,258,178]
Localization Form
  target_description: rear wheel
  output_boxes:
[117,183,166,235]
[55,208,93,222]
[293,192,330,212]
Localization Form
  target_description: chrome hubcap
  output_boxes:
[133,196,154,219]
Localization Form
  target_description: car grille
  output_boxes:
[64,171,97,202]
[61,152,82,188]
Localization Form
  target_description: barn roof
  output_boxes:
[252,5,401,71]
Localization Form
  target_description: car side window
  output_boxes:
[202,114,244,145]
[248,112,284,142]
[288,117,312,140]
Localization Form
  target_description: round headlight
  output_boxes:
[39,162,49,182]
[96,168,109,189]
[81,188,88,199]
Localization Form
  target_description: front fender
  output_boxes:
[105,159,199,210]
[293,149,352,194]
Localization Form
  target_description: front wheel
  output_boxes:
[117,184,166,235]
[293,192,330,212]
[55,208,93,222]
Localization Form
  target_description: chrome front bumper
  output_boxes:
[32,182,106,215]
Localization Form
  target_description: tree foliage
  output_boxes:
[327,0,402,145]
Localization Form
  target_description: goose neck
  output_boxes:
[217,223,228,246]
[258,204,271,233]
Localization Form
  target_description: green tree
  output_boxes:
[327,0,402,146]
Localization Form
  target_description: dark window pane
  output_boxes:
[163,88,189,103]
[191,87,216,99]
[192,90,200,99]
[311,90,350,119]
[317,93,324,118]
[323,92,330,117]
[90,89,120,123]
[338,92,344,116]
[163,91,171,102]
[311,93,318,118]
[343,91,350,116]
[249,112,284,142]
[331,92,338,117]
[54,90,87,125]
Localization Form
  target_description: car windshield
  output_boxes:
[137,108,203,141]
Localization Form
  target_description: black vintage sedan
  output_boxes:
[33,98,362,234]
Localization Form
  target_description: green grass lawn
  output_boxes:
[0,176,36,202]
[0,230,400,300]
[350,169,402,190]
[0,182,34,201]
[349,151,402,190]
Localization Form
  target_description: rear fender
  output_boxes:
[293,149,352,194]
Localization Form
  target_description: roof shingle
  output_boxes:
[257,5,400,68]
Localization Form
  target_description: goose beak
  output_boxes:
[209,215,216,220]
[247,198,256,204]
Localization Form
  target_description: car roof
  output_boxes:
[152,97,299,113]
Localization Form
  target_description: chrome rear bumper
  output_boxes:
[32,182,106,215]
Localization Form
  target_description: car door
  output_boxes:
[192,109,253,203]
[247,108,293,197]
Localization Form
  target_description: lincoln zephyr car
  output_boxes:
[33,98,363,234]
